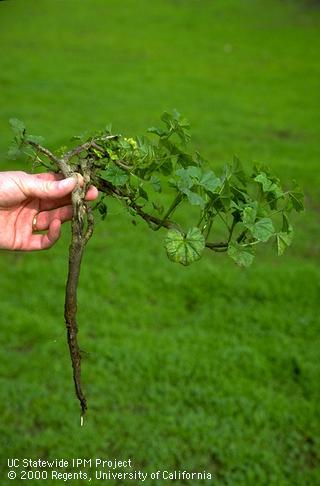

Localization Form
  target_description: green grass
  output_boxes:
[0,0,319,484]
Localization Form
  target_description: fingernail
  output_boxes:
[74,173,84,185]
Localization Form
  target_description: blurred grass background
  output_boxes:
[0,0,319,484]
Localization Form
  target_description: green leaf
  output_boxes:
[159,138,193,167]
[220,179,231,209]
[245,217,275,242]
[101,164,128,186]
[136,136,156,164]
[93,147,104,159]
[254,172,283,197]
[25,134,45,145]
[242,205,274,242]
[9,118,26,138]
[199,171,221,193]
[276,213,294,256]
[282,213,292,234]
[184,189,205,207]
[159,159,173,176]
[228,242,255,267]
[164,227,205,266]
[161,111,174,128]
[195,151,206,166]
[8,118,26,159]
[138,186,148,201]
[288,183,304,212]
[185,166,202,179]
[175,167,193,192]
[7,141,22,159]
[242,205,257,226]
[71,133,87,142]
[147,126,168,137]
[150,175,161,193]
[176,152,194,167]
[232,156,247,185]
[175,166,219,196]
[118,138,133,151]
[276,232,293,256]
[97,201,108,220]
[160,111,191,144]
[105,123,113,135]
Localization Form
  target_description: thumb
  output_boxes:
[26,175,78,200]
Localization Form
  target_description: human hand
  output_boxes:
[0,171,99,251]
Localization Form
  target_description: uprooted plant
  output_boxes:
[8,111,304,420]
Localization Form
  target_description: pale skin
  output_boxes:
[0,171,99,251]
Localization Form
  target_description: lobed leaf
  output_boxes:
[288,184,304,212]
[227,242,255,267]
[245,217,275,242]
[9,118,25,138]
[101,164,128,187]
[164,227,205,266]
[276,232,293,256]
[254,172,283,198]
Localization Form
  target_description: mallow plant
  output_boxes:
[8,111,304,421]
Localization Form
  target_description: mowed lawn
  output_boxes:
[0,1,319,484]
